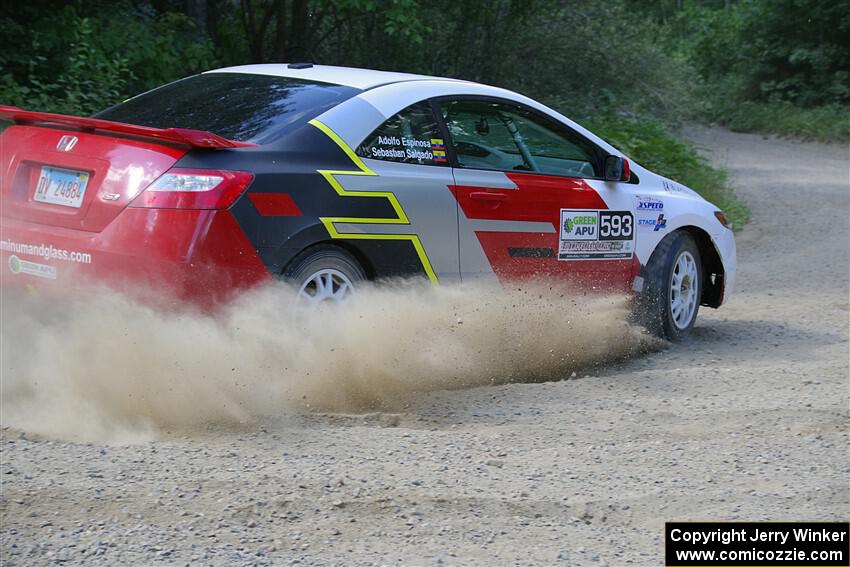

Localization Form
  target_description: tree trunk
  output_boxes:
[285,0,309,61]
[186,0,208,37]
[273,0,288,62]
[240,0,277,62]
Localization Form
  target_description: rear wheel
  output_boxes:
[636,231,702,340]
[283,245,366,305]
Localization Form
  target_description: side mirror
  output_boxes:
[604,155,630,182]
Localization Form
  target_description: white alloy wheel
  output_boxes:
[670,250,699,330]
[297,268,354,304]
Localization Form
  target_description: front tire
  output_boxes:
[283,245,366,305]
[636,231,702,340]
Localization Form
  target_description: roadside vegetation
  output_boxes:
[707,102,849,143]
[3,0,845,227]
[653,0,850,143]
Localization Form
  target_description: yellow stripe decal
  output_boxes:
[308,119,438,283]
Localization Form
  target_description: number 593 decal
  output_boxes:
[559,209,635,260]
[599,210,633,240]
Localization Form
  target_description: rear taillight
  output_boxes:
[129,169,253,209]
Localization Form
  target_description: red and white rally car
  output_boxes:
[0,64,736,339]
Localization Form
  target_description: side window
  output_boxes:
[439,101,525,171]
[440,100,600,178]
[356,102,448,166]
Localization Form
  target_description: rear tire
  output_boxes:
[283,245,366,305]
[635,231,702,341]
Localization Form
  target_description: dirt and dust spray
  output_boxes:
[0,281,656,442]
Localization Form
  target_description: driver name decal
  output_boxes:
[559,209,634,260]
[369,135,437,162]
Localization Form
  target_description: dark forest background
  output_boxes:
[3,0,849,226]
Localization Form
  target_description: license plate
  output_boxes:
[33,166,90,208]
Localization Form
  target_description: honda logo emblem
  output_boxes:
[56,135,78,152]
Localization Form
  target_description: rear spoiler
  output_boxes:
[0,105,255,149]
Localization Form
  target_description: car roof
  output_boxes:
[205,64,466,91]
[205,63,622,160]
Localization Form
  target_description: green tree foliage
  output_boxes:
[1,0,695,120]
[230,0,427,63]
[2,0,845,137]
[639,0,850,140]
[739,0,849,106]
[0,9,132,115]
[668,0,850,107]
[0,1,216,115]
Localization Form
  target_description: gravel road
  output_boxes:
[1,128,848,566]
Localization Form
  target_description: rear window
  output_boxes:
[95,73,360,144]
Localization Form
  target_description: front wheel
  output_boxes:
[636,231,702,340]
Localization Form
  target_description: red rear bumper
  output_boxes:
[0,208,271,307]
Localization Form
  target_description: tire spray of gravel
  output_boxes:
[0,282,656,442]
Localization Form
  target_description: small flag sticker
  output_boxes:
[430,138,447,162]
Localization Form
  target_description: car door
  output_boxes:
[350,101,460,283]
[437,97,639,292]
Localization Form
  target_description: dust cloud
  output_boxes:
[0,281,655,442]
